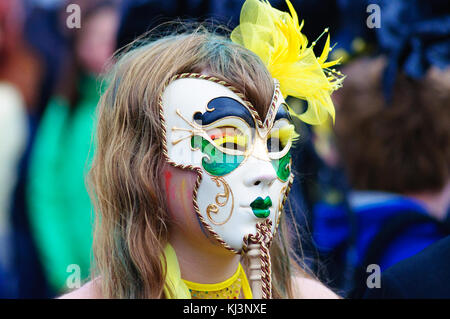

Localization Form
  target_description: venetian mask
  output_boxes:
[160,74,296,252]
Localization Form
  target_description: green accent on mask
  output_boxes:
[271,151,291,181]
[250,196,272,218]
[191,136,244,176]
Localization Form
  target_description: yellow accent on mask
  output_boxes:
[211,134,248,150]
[231,0,344,125]
[270,124,299,145]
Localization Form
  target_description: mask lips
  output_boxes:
[250,196,273,218]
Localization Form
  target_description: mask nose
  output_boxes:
[243,158,277,188]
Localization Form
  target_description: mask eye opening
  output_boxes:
[266,123,298,158]
[207,125,248,153]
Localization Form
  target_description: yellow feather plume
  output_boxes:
[231,0,344,125]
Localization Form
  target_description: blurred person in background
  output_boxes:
[305,0,450,298]
[24,0,69,118]
[334,58,450,298]
[332,0,450,293]
[0,75,26,299]
[10,0,77,298]
[0,0,43,297]
[26,0,119,296]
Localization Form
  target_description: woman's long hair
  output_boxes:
[89,26,313,299]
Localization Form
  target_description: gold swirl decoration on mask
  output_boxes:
[206,176,234,225]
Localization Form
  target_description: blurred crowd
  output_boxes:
[0,0,449,298]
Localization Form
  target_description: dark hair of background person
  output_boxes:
[55,0,118,109]
[333,56,450,194]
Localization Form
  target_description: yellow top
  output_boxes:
[163,244,252,299]
[184,263,253,299]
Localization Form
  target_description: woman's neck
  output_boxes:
[169,231,241,284]
[405,180,450,221]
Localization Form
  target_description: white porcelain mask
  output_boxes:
[160,74,295,252]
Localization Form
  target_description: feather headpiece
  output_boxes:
[231,0,344,125]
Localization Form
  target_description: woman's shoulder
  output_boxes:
[58,280,102,299]
[293,276,341,299]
